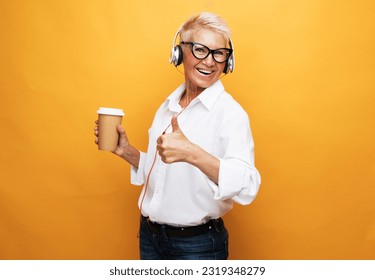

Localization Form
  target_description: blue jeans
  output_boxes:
[139,217,229,260]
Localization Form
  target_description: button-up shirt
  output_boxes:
[131,80,261,226]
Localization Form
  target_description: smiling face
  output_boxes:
[182,28,228,95]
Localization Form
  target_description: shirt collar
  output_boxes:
[166,80,225,112]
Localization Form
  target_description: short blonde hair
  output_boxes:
[180,12,232,44]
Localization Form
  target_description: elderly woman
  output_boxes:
[95,12,260,260]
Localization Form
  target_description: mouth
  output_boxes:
[196,68,214,76]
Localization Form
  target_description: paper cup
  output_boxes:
[97,107,125,151]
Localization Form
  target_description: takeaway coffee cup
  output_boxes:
[97,107,125,151]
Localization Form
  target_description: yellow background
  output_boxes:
[0,0,374,259]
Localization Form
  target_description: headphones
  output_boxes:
[169,27,235,74]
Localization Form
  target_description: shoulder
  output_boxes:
[216,90,250,122]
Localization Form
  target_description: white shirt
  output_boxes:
[131,80,261,226]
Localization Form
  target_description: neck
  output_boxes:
[180,81,203,108]
[179,90,197,108]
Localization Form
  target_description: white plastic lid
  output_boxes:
[97,107,125,116]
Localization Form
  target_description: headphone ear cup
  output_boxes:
[223,38,235,74]
[174,45,183,66]
[223,56,233,74]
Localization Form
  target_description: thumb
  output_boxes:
[117,125,129,146]
[171,115,181,133]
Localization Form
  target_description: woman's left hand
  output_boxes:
[156,116,194,163]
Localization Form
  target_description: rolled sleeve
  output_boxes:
[130,151,146,185]
[208,159,260,205]
[209,159,260,205]
[208,109,261,205]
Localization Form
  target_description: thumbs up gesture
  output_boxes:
[156,115,194,163]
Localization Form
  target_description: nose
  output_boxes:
[202,53,215,66]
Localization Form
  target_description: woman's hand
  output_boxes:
[94,120,140,168]
[94,120,129,153]
[94,120,99,146]
[112,124,131,157]
[156,116,194,163]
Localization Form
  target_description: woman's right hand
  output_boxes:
[93,120,130,156]
[94,120,140,168]
[113,124,131,157]
[94,120,99,146]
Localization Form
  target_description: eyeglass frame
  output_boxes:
[180,41,233,64]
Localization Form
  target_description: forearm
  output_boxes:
[188,144,219,185]
[119,144,141,168]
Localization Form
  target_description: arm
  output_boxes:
[157,113,260,205]
[212,111,261,204]
[156,115,219,184]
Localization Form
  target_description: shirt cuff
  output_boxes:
[208,158,261,205]
[130,152,146,185]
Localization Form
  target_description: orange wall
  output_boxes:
[0,0,374,259]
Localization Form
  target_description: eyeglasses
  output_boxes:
[180,41,232,63]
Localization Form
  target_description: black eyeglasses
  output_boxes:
[180,41,232,63]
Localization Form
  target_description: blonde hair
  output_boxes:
[180,12,232,44]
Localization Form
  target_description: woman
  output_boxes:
[94,12,261,260]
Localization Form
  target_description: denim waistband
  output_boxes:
[141,215,223,238]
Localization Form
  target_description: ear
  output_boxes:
[223,59,229,74]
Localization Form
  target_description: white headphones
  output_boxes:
[169,27,235,74]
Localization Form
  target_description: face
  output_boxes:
[182,29,228,95]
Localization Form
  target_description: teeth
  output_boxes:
[197,68,213,75]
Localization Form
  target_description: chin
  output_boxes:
[198,79,219,89]
[192,75,220,89]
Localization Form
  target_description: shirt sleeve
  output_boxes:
[130,151,146,185]
[208,111,261,205]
